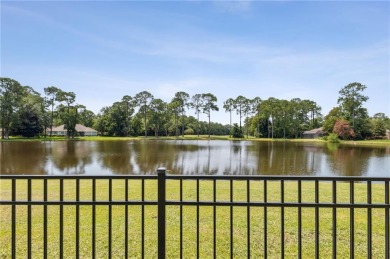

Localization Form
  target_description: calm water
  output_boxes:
[0,140,389,176]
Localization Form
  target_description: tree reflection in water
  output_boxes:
[0,140,389,176]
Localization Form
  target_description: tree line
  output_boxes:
[1,77,389,140]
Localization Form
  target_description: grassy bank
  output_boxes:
[0,136,73,141]
[1,135,390,147]
[79,135,233,141]
[339,139,390,146]
[0,179,388,258]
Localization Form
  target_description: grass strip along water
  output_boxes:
[0,177,389,258]
[1,135,390,147]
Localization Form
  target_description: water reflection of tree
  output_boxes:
[247,142,326,175]
[94,140,205,175]
[165,141,209,175]
[0,142,48,175]
[51,141,92,175]
[96,141,134,174]
[159,140,233,175]
[226,141,252,175]
[324,145,373,176]
[130,140,206,175]
[231,141,242,175]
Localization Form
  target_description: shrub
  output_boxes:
[333,119,355,140]
[231,123,244,138]
[184,128,194,135]
[327,133,340,143]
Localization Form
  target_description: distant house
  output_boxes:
[386,130,390,140]
[50,124,98,136]
[302,127,324,139]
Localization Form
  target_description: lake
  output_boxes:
[0,140,389,176]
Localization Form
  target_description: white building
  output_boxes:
[50,124,98,136]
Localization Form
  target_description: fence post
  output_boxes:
[157,167,166,259]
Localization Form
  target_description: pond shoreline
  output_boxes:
[1,135,390,147]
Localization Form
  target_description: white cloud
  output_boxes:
[3,1,388,121]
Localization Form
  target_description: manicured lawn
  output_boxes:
[2,135,390,147]
[0,136,73,141]
[0,178,388,258]
[79,135,233,141]
[340,139,390,146]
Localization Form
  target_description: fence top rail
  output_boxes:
[0,174,158,180]
[166,175,390,181]
[0,174,389,181]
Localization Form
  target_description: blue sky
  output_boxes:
[1,1,389,124]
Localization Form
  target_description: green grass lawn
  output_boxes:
[2,135,390,147]
[0,178,388,258]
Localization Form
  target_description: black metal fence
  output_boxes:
[0,169,389,258]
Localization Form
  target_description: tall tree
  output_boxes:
[173,92,190,137]
[201,93,219,137]
[191,94,203,137]
[251,97,262,137]
[223,98,235,137]
[277,99,290,139]
[260,97,278,138]
[322,107,342,134]
[56,91,76,138]
[95,102,127,136]
[234,95,248,130]
[337,82,369,130]
[13,86,45,138]
[121,95,134,136]
[149,99,168,137]
[242,98,253,138]
[134,91,154,137]
[78,108,96,128]
[0,78,25,139]
[304,100,322,129]
[371,117,386,138]
[372,113,390,137]
[169,99,181,137]
[44,86,62,136]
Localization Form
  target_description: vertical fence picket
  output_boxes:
[281,180,285,258]
[332,180,337,259]
[76,179,80,259]
[59,179,63,259]
[385,181,389,259]
[263,180,267,258]
[298,180,302,259]
[367,181,372,259]
[230,179,233,259]
[92,179,96,259]
[213,179,217,259]
[44,179,48,259]
[11,179,16,259]
[125,179,129,259]
[27,179,32,259]
[197,179,200,259]
[315,180,319,259]
[157,168,166,259]
[141,178,145,258]
[350,181,355,259]
[247,179,250,259]
[108,179,112,258]
[180,179,183,259]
